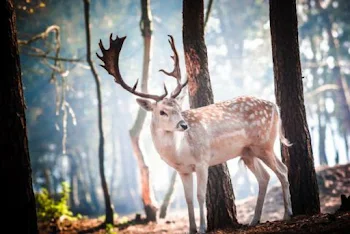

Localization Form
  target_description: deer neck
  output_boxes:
[150,121,183,162]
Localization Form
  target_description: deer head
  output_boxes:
[97,34,189,132]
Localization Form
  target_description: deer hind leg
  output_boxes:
[258,150,293,220]
[179,172,197,234]
[241,149,270,226]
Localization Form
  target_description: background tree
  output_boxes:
[182,0,238,231]
[128,0,158,221]
[83,0,114,224]
[269,0,320,215]
[2,0,38,233]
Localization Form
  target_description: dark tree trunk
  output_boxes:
[83,0,114,224]
[1,0,38,233]
[128,0,158,222]
[183,0,238,231]
[269,0,320,215]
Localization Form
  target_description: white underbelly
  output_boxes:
[208,137,248,166]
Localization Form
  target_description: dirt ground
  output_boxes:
[39,163,350,234]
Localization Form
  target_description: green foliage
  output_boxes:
[105,224,117,234]
[35,182,73,222]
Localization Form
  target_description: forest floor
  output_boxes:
[38,163,350,234]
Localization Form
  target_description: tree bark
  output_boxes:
[1,0,38,233]
[183,0,238,231]
[159,171,177,219]
[128,0,158,222]
[269,0,320,215]
[83,0,114,224]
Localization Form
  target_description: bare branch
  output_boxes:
[305,84,339,99]
[22,52,84,63]
[204,0,214,29]
[18,25,60,46]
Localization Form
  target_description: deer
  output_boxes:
[97,34,293,234]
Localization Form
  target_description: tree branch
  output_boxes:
[83,0,114,225]
[18,25,60,46]
[22,52,84,63]
[204,0,214,29]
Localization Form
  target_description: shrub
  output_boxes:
[35,181,73,222]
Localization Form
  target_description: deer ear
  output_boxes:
[136,98,154,111]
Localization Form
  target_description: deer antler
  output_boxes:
[97,34,168,102]
[159,35,188,98]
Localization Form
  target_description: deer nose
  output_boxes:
[177,120,188,130]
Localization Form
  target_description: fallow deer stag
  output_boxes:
[97,34,293,234]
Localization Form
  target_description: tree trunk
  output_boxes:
[159,171,177,219]
[183,0,238,231]
[308,34,328,166]
[1,0,38,233]
[344,132,350,162]
[86,146,100,213]
[269,0,320,215]
[128,0,158,222]
[69,154,79,210]
[315,0,350,134]
[83,0,114,224]
[44,167,53,196]
[317,116,328,165]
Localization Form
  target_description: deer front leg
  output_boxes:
[179,172,197,234]
[196,165,208,234]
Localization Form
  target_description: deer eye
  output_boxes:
[160,110,168,116]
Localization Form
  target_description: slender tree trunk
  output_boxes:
[128,0,158,221]
[269,0,320,215]
[324,108,340,165]
[308,35,328,166]
[317,106,328,165]
[344,132,350,162]
[1,0,38,233]
[159,171,177,219]
[86,146,100,213]
[44,167,53,196]
[183,0,238,231]
[69,154,79,209]
[75,150,92,212]
[83,0,114,224]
